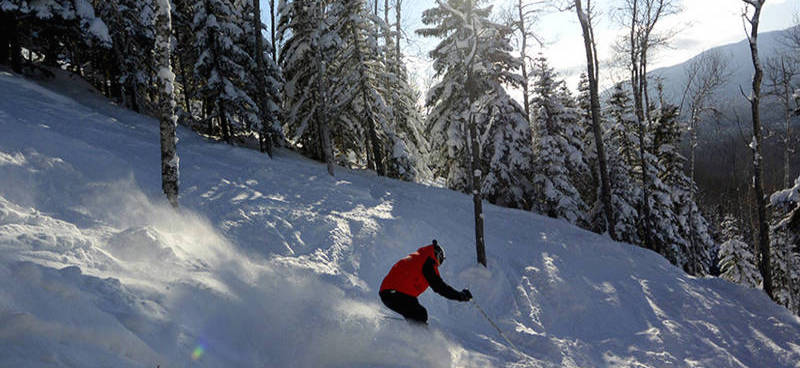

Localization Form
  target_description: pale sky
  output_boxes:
[399,0,798,91]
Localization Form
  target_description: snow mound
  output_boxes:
[105,227,177,263]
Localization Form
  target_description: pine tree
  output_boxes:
[96,0,155,112]
[597,84,641,243]
[558,82,592,214]
[653,102,715,275]
[170,0,202,124]
[279,0,340,172]
[334,0,389,174]
[1,0,111,83]
[418,0,522,266]
[193,0,260,144]
[719,214,762,288]
[642,103,688,268]
[479,89,533,209]
[770,176,800,313]
[529,56,587,225]
[417,0,522,191]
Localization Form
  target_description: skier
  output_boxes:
[379,240,472,324]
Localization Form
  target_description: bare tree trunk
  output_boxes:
[315,4,335,176]
[179,59,192,119]
[464,0,486,267]
[269,0,277,63]
[155,0,180,208]
[469,112,487,267]
[395,0,402,66]
[575,0,618,241]
[777,56,794,188]
[517,0,531,121]
[742,0,772,299]
[220,104,233,144]
[253,0,274,157]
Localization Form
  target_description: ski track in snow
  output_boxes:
[1,68,800,367]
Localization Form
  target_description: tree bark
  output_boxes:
[179,58,192,118]
[575,0,618,241]
[464,0,487,267]
[469,112,487,267]
[778,56,793,188]
[220,103,231,143]
[253,0,274,157]
[155,0,180,208]
[269,0,277,63]
[517,0,531,121]
[315,3,335,176]
[395,0,402,67]
[743,0,772,299]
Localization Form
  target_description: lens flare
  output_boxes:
[191,345,205,361]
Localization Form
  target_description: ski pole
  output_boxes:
[471,299,523,356]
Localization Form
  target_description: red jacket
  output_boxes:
[380,245,440,297]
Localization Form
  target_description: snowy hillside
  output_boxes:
[1,68,800,367]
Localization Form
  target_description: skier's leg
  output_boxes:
[380,290,428,324]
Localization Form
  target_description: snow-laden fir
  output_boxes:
[1,69,800,367]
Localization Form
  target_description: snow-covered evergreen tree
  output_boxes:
[558,82,592,212]
[770,176,800,313]
[417,0,523,195]
[641,104,688,268]
[529,55,588,225]
[193,0,266,144]
[279,0,341,167]
[719,214,762,288]
[170,0,202,124]
[333,0,390,173]
[1,0,111,50]
[596,84,641,243]
[606,83,639,170]
[653,102,715,275]
[95,0,155,112]
[479,89,533,209]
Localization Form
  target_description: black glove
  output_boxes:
[458,289,472,302]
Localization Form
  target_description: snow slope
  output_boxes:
[1,68,800,368]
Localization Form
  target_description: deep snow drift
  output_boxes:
[1,68,800,368]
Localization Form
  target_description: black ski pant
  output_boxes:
[379,289,427,323]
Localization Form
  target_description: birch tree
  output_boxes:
[155,0,179,208]
[765,56,799,188]
[573,0,618,239]
[615,0,679,250]
[741,0,772,299]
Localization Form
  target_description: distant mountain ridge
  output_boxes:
[647,27,800,212]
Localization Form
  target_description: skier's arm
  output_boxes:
[422,257,462,300]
